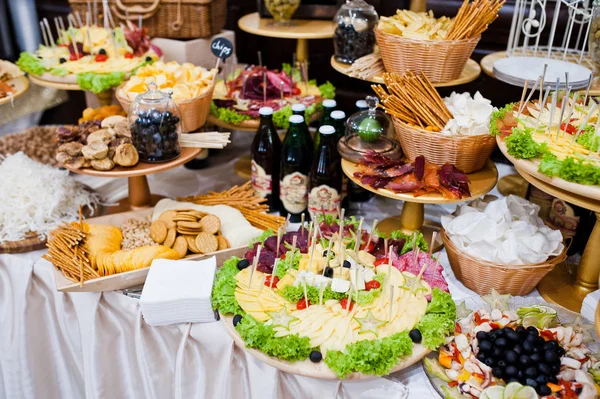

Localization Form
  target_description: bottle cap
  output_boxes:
[289,115,304,124]
[322,99,337,108]
[259,107,273,116]
[319,125,336,135]
[291,103,306,112]
[331,110,346,120]
[356,100,367,109]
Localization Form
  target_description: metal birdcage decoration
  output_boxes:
[507,0,594,67]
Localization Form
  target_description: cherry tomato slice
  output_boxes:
[339,298,354,311]
[69,53,79,61]
[373,258,389,266]
[95,54,108,62]
[365,280,381,291]
[291,87,301,95]
[360,241,375,252]
[280,253,286,260]
[296,298,311,310]
[264,275,279,288]
[124,52,133,59]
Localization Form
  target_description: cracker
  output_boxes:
[177,221,203,230]
[195,232,218,254]
[163,227,177,248]
[200,215,221,235]
[172,236,188,257]
[186,235,201,253]
[182,210,207,219]
[173,215,197,223]
[177,229,202,236]
[217,235,230,250]
[158,210,177,229]
[149,220,167,244]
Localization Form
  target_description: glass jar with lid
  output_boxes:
[333,0,378,64]
[128,82,182,163]
[337,96,402,162]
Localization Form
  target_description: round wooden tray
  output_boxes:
[64,147,201,177]
[496,136,600,202]
[0,76,30,105]
[238,12,335,40]
[29,74,81,91]
[221,313,430,380]
[330,56,482,87]
[342,158,498,204]
[207,114,258,132]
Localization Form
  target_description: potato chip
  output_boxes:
[378,9,453,40]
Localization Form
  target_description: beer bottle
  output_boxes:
[315,99,337,151]
[309,125,342,216]
[251,106,281,212]
[280,114,313,222]
[331,110,346,143]
[291,103,313,149]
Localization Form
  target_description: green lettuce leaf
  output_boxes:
[489,103,515,136]
[324,331,413,378]
[355,274,385,306]
[575,126,600,152]
[16,52,46,76]
[274,249,302,279]
[210,102,252,125]
[281,63,302,82]
[374,230,428,254]
[248,229,274,248]
[416,289,456,349]
[76,72,124,93]
[273,105,293,129]
[538,152,561,177]
[236,314,312,361]
[50,67,68,76]
[505,127,548,159]
[318,81,336,99]
[212,256,244,315]
[557,156,600,185]
[131,59,154,75]
[279,284,347,303]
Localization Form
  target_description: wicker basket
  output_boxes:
[441,229,568,296]
[68,0,227,39]
[374,27,479,83]
[392,116,496,173]
[116,81,215,132]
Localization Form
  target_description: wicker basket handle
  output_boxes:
[111,0,161,20]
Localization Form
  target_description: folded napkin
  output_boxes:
[140,257,218,326]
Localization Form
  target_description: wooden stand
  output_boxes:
[342,159,498,252]
[29,74,114,106]
[0,76,30,106]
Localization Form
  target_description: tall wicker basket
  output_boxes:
[441,229,568,296]
[116,81,215,132]
[392,117,496,174]
[374,27,479,83]
[68,0,227,39]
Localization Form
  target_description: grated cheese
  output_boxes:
[0,152,99,243]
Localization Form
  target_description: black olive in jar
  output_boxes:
[130,110,181,162]
[333,20,376,64]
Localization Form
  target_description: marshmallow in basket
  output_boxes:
[441,195,564,265]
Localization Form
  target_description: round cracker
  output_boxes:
[200,215,221,235]
[195,232,218,254]
[177,228,202,235]
[217,235,230,250]
[150,220,168,244]
[177,221,203,230]
[186,236,201,253]
[159,210,177,223]
[173,215,198,222]
[172,236,188,257]
[163,227,177,248]
[182,210,207,219]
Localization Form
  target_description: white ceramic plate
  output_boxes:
[493,57,591,89]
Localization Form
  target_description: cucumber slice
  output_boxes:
[503,382,524,399]
[512,386,538,399]
[480,386,505,399]
[423,357,451,382]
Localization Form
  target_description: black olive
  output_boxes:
[525,366,538,378]
[98,48,106,55]
[505,350,518,363]
[478,340,493,352]
[513,344,523,355]
[506,330,521,342]
[551,363,561,373]
[536,375,548,385]
[557,346,566,356]
[492,347,502,358]
[476,352,487,362]
[525,378,538,389]
[145,56,152,62]
[497,360,507,367]
[409,329,422,343]
[575,386,583,395]
[548,375,558,384]
[538,385,551,396]
[343,260,351,268]
[527,326,539,336]
[538,362,552,376]
[522,340,534,353]
[309,350,322,363]
[476,331,488,341]
[526,333,538,343]
[484,357,495,367]
[495,328,506,337]
[237,259,250,270]
[545,351,559,364]
[323,267,334,278]
[59,57,67,63]
[517,370,524,379]
[536,336,546,346]
[492,367,504,378]
[516,325,526,334]
[322,250,330,258]
[532,346,541,353]
[519,354,532,367]
[544,341,558,350]
[530,353,542,363]
[505,365,518,377]
[233,314,243,326]
[495,337,508,348]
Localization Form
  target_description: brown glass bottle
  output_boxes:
[251,107,281,212]
[309,125,342,216]
[280,114,312,223]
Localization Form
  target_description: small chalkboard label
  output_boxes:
[211,38,233,60]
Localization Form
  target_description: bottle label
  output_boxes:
[251,160,272,198]
[280,172,308,214]
[308,185,341,216]
[547,199,579,239]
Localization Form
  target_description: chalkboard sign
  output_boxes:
[211,37,233,60]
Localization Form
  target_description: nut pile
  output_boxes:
[55,115,139,171]
[150,209,229,257]
[0,126,58,166]
[120,217,157,250]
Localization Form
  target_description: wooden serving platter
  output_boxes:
[221,313,430,380]
[52,208,248,292]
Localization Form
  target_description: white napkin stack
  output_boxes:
[140,257,218,326]
[441,91,496,136]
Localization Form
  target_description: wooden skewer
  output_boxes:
[247,245,262,294]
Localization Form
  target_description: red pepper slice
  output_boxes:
[339,298,354,311]
[264,275,279,288]
[373,258,389,266]
[365,280,381,291]
[560,122,577,134]
[297,298,311,310]
[448,381,458,387]
[455,322,462,334]
[95,54,108,62]
[124,52,133,59]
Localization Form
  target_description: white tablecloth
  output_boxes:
[1,132,597,399]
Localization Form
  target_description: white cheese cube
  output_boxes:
[362,268,376,282]
[331,278,351,293]
[350,268,365,290]
[313,275,332,289]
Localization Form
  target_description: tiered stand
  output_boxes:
[28,75,115,106]
[342,159,498,251]
[64,147,201,214]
